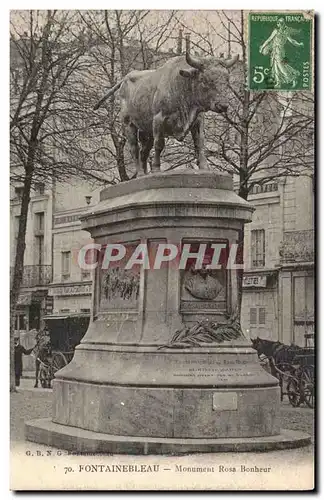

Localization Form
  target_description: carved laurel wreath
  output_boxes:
[159,312,243,349]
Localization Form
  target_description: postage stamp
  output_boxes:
[247,11,314,91]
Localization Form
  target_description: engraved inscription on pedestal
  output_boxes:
[212,392,238,411]
[171,356,252,382]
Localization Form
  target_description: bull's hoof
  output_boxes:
[136,171,146,178]
[199,164,211,171]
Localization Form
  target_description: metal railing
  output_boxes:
[279,230,314,263]
[10,265,52,287]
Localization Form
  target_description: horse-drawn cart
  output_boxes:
[270,350,315,408]
[252,338,315,409]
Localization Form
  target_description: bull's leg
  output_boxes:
[190,114,209,170]
[178,107,199,141]
[125,123,141,176]
[152,113,165,172]
[34,358,39,388]
[138,131,153,174]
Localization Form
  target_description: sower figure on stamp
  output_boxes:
[259,17,304,88]
[14,336,35,387]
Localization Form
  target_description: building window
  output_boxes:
[34,182,45,195]
[250,308,257,325]
[61,251,71,280]
[34,212,45,269]
[14,186,24,200]
[81,247,96,281]
[34,212,45,233]
[14,314,26,332]
[250,183,278,195]
[35,234,44,267]
[81,270,91,281]
[251,229,265,268]
[259,307,266,325]
[250,307,266,326]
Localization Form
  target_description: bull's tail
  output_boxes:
[93,80,123,110]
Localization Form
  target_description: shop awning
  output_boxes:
[43,312,90,320]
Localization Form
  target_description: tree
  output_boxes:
[9,10,108,391]
[178,11,314,309]
[80,10,177,182]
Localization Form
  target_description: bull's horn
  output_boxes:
[186,51,204,71]
[220,54,239,68]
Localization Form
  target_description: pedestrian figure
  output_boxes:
[14,336,35,387]
[34,328,52,388]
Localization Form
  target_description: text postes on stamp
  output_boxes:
[247,12,313,91]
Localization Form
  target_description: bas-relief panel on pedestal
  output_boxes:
[98,243,140,311]
[99,267,140,310]
[180,241,228,313]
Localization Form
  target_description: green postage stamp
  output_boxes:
[247,11,314,91]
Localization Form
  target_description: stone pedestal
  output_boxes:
[26,171,310,452]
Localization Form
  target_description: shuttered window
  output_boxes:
[250,308,257,325]
[250,307,266,326]
[259,308,266,325]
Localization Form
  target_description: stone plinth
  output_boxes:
[25,171,310,452]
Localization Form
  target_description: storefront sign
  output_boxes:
[243,275,267,288]
[48,284,92,296]
[17,292,32,305]
[54,214,83,226]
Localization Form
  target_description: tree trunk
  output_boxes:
[237,17,250,316]
[116,143,128,182]
[10,160,34,392]
[236,181,249,316]
[236,88,249,315]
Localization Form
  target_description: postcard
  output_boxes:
[10,9,315,491]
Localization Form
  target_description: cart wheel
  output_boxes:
[300,365,315,408]
[287,378,301,407]
[52,352,68,374]
[39,367,48,388]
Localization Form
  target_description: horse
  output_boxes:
[33,331,52,388]
[251,337,304,365]
[250,337,304,365]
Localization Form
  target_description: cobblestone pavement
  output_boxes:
[11,378,315,445]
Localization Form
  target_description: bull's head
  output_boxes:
[179,53,239,114]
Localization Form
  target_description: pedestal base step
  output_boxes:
[25,418,311,455]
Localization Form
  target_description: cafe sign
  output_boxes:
[242,275,267,288]
[48,284,92,296]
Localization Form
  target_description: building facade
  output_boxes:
[241,174,314,347]
[42,180,103,351]
[11,171,315,360]
[10,181,54,368]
